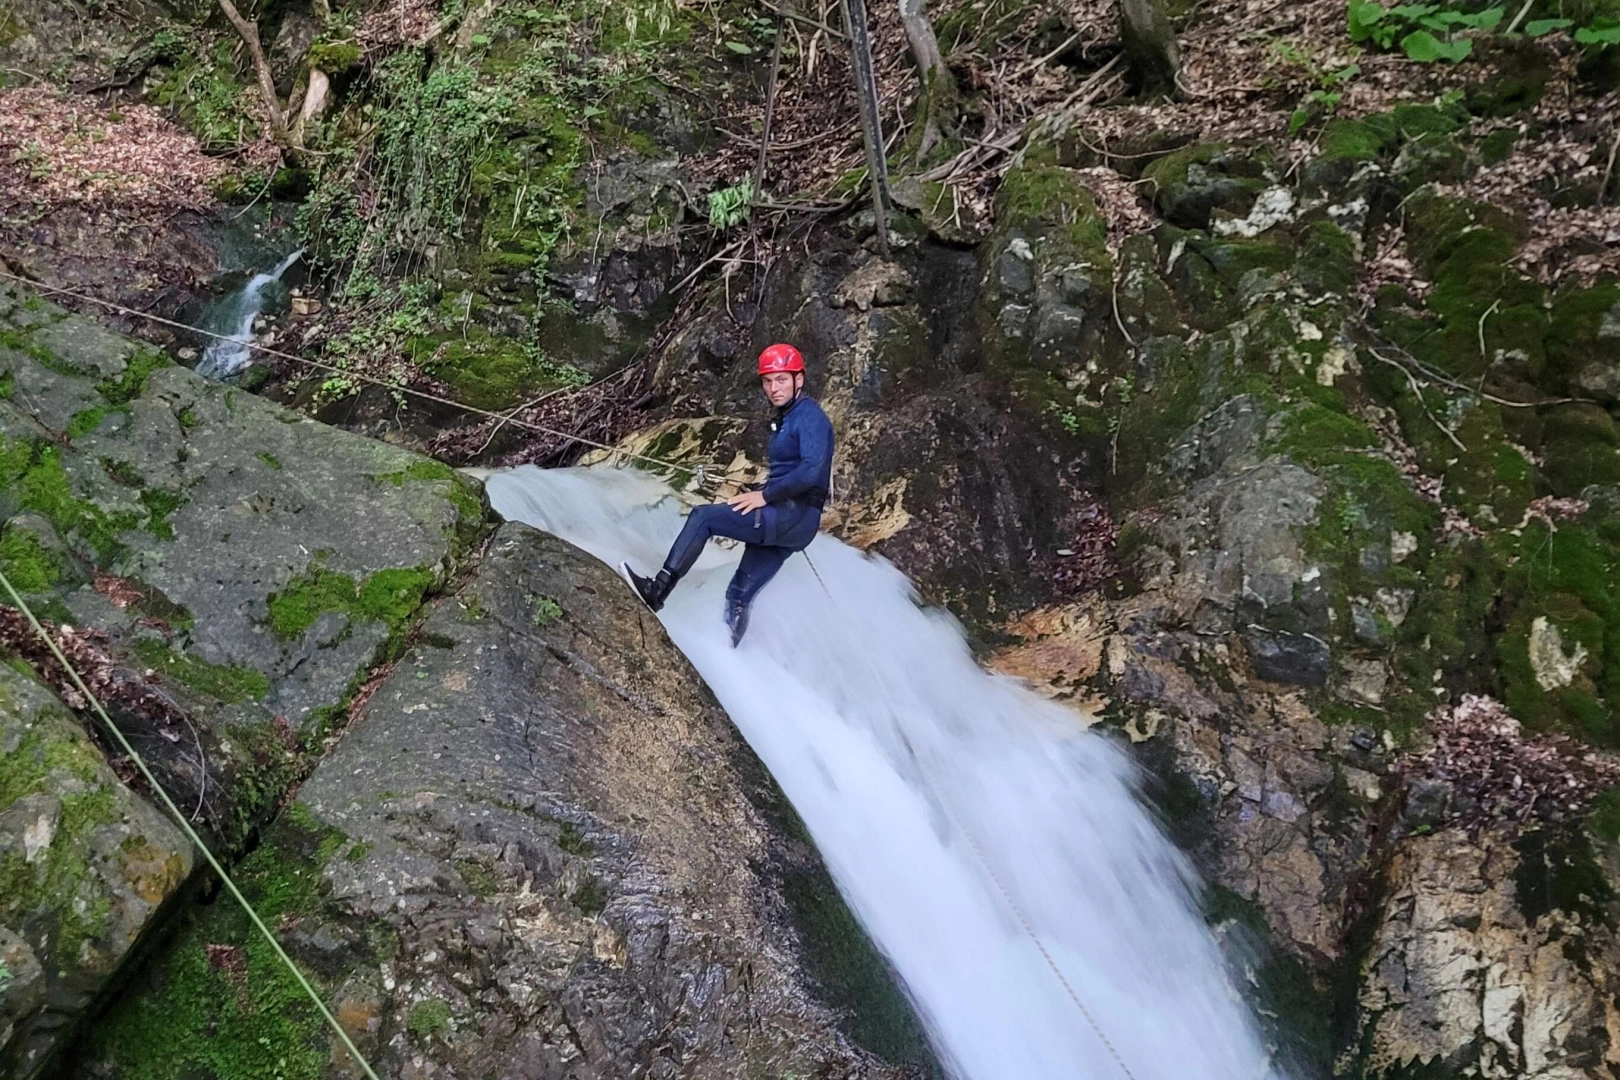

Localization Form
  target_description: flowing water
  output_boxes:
[485,464,1284,1080]
[196,249,303,379]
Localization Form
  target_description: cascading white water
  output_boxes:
[486,464,1285,1080]
[196,249,303,379]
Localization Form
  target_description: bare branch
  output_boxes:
[215,0,293,152]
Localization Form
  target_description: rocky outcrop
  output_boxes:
[84,524,923,1079]
[1357,829,1620,1079]
[0,664,192,1079]
[0,282,485,1074]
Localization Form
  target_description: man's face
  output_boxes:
[762,371,801,407]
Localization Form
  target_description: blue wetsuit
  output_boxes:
[662,395,834,612]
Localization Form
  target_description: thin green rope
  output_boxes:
[0,568,383,1080]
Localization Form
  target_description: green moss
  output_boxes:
[307,39,362,72]
[0,528,62,592]
[995,164,1112,261]
[571,876,607,915]
[131,638,269,704]
[88,807,348,1080]
[1204,886,1337,1074]
[255,452,281,470]
[0,436,143,562]
[1268,404,1379,463]
[1,724,123,978]
[406,998,451,1040]
[268,564,437,640]
[100,456,146,488]
[1318,116,1396,162]
[67,406,113,440]
[454,858,499,898]
[96,350,171,405]
[266,567,360,639]
[138,487,186,541]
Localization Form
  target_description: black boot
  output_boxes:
[725,600,751,647]
[622,564,676,612]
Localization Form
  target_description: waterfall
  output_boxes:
[196,248,303,380]
[485,464,1285,1080]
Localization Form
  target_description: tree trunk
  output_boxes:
[215,0,295,153]
[1118,0,1180,100]
[897,0,954,159]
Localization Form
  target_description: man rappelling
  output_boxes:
[622,343,833,647]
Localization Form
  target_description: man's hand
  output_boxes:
[727,490,767,514]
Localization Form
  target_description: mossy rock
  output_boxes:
[1142,143,1268,229]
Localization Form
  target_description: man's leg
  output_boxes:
[723,544,794,646]
[625,505,764,612]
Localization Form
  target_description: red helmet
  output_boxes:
[757,343,805,375]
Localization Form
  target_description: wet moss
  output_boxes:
[0,527,62,592]
[88,809,347,1080]
[267,564,437,639]
[1203,886,1337,1076]
[0,436,143,562]
[130,638,269,704]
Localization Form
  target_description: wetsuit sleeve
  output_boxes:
[762,413,833,504]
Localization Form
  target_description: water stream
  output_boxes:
[485,464,1284,1080]
[196,248,303,380]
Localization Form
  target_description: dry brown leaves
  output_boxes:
[1070,165,1156,248]
[1402,694,1620,830]
[0,87,230,217]
[1047,497,1119,597]
[0,604,191,736]
[358,0,443,53]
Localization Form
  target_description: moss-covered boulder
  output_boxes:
[1,663,192,1079]
[0,283,486,738]
[86,524,926,1079]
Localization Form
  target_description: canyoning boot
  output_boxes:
[622,564,676,613]
[725,601,751,647]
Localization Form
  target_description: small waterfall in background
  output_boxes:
[196,248,302,380]
[485,464,1287,1080]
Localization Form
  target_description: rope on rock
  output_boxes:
[0,269,729,492]
[0,568,385,1080]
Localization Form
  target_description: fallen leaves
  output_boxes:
[1401,694,1620,832]
[0,87,232,217]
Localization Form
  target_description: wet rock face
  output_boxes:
[0,664,192,1080]
[87,524,920,1079]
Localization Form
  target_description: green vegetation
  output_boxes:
[0,527,63,592]
[1,716,128,980]
[531,595,563,625]
[89,808,350,1080]
[131,638,269,704]
[406,998,451,1041]
[266,563,436,639]
[97,350,172,405]
[0,437,142,561]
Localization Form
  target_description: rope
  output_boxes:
[0,269,728,488]
[797,548,1141,1080]
[0,568,384,1080]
